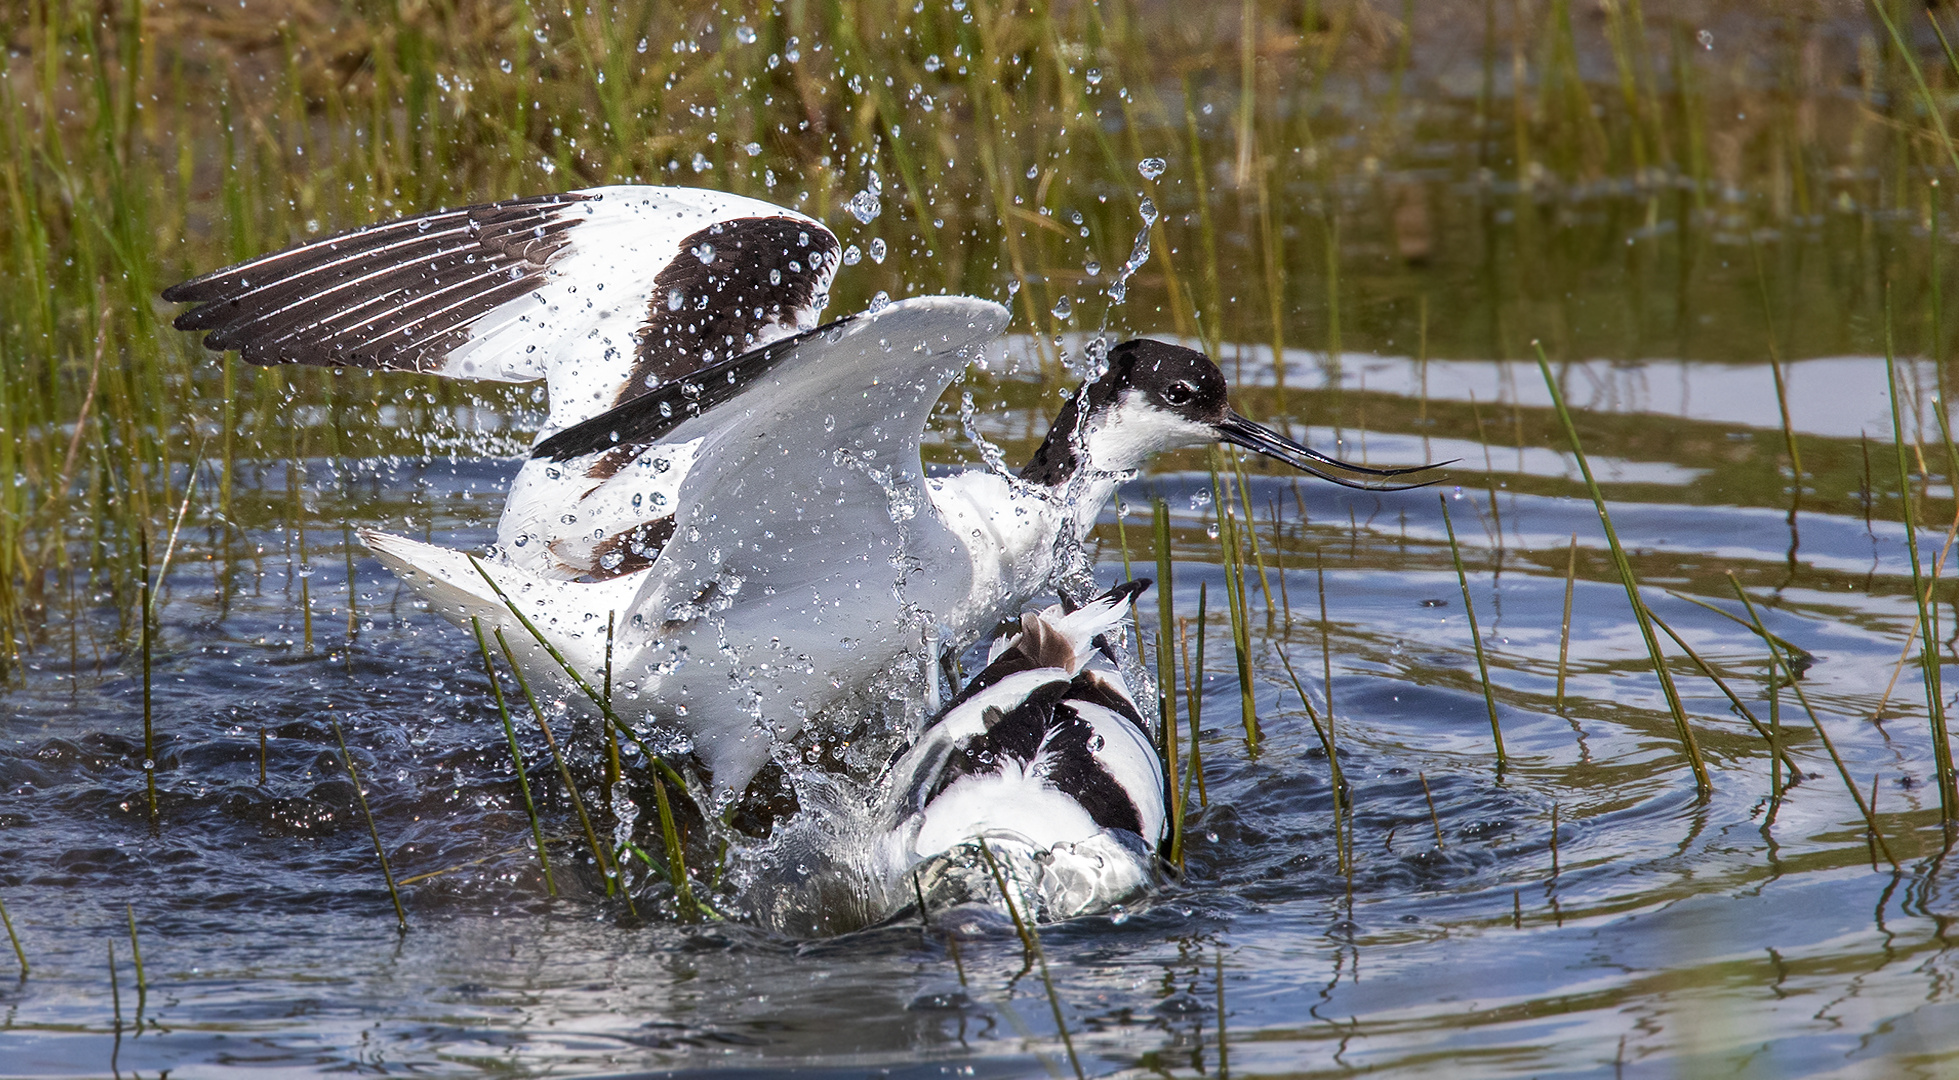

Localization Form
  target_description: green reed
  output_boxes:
[1275,643,1349,877]
[108,939,121,1033]
[976,838,1084,1080]
[471,557,693,917]
[1727,574,1898,868]
[491,628,621,906]
[1185,589,1210,814]
[1209,460,1259,753]
[1419,771,1444,850]
[329,716,408,931]
[1535,343,1709,794]
[1556,534,1578,712]
[124,903,145,1027]
[471,618,556,896]
[1886,345,1959,822]
[1871,0,1959,179]
[1642,604,1801,786]
[1229,449,1278,619]
[1151,499,1183,863]
[1441,495,1505,768]
[1,895,26,976]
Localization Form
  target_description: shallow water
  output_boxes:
[11,3,1959,1073]
[5,327,1959,1076]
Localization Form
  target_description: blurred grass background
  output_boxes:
[3,0,1958,679]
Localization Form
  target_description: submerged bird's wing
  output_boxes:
[162,186,840,432]
[534,296,1011,794]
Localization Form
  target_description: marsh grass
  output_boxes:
[491,627,620,904]
[1535,343,1708,793]
[1,895,26,976]
[470,617,556,896]
[330,716,408,930]
[1441,495,1505,768]
[1642,604,1800,787]
[1727,574,1899,869]
[1886,346,1959,823]
[472,558,695,916]
[124,903,145,1027]
[1556,534,1576,712]
[977,838,1083,1080]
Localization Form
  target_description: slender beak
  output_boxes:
[1215,410,1450,491]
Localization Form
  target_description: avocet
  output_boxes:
[164,185,1437,803]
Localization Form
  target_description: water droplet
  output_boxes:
[691,151,710,172]
[499,58,513,74]
[744,142,763,157]
[1051,296,1073,319]
[847,189,881,223]
[735,24,757,44]
[1139,197,1159,226]
[924,54,943,72]
[692,243,715,264]
[868,291,891,313]
[1697,28,1713,49]
[1190,489,1212,510]
[1084,259,1100,276]
[1026,164,1040,180]
[1086,68,1103,86]
[842,244,863,265]
[868,238,887,263]
[1138,157,1167,180]
[823,414,837,432]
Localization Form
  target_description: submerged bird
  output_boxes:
[164,184,1437,804]
[873,580,1165,924]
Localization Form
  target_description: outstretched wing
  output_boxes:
[162,185,841,433]
[549,296,1011,796]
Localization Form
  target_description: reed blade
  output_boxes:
[1887,348,1959,822]
[471,617,557,896]
[1441,496,1506,767]
[329,716,407,931]
[1728,574,1898,868]
[1535,344,1709,793]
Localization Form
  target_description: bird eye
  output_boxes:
[1162,381,1196,406]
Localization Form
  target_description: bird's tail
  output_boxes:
[985,579,1151,675]
[360,530,645,672]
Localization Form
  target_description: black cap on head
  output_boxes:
[1019,338,1446,489]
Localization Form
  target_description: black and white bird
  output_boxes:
[872,580,1165,923]
[165,185,1437,804]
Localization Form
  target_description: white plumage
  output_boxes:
[873,581,1166,923]
[166,184,1437,811]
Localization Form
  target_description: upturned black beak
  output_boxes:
[1215,410,1449,490]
